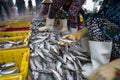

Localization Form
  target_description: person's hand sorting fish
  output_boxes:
[57,27,88,45]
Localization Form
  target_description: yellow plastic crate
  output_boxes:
[0,20,16,26]
[0,19,32,28]
[6,19,32,28]
[0,36,29,49]
[0,30,31,38]
[0,47,30,80]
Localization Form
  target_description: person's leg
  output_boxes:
[59,18,68,32]
[2,2,11,19]
[82,17,113,77]
[38,4,57,31]
[0,3,4,21]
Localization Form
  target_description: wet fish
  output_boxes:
[50,69,62,80]
[29,18,91,80]
[0,62,16,70]
[62,63,75,71]
[65,70,74,80]
[0,67,19,75]
[34,69,52,74]
[35,49,45,60]
[34,57,43,69]
[76,56,90,61]
[30,58,37,70]
[50,51,66,64]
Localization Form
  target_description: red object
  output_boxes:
[110,56,116,61]
[0,25,6,28]
[117,73,120,76]
[1,27,30,31]
[77,22,83,30]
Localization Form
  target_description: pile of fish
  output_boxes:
[0,62,19,76]
[29,18,91,80]
[0,40,23,49]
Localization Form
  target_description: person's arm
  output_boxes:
[57,27,88,45]
[63,27,88,41]
[88,58,120,80]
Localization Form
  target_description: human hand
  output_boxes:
[57,27,88,45]
[88,64,116,80]
[62,31,82,41]
[57,32,80,45]
[88,59,120,80]
[63,27,88,41]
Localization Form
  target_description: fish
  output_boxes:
[50,69,62,80]
[65,70,74,80]
[50,51,66,64]
[33,57,43,69]
[62,63,75,71]
[73,61,79,80]
[65,53,74,62]
[30,58,37,70]
[0,66,19,75]
[35,49,45,60]
[34,69,52,74]
[0,40,24,49]
[73,50,87,57]
[0,62,16,70]
[29,18,91,80]
[76,56,90,61]
[56,61,62,71]
[58,37,75,43]
[32,71,39,80]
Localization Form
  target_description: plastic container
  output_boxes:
[1,27,31,31]
[0,36,29,49]
[0,30,31,38]
[6,21,31,28]
[0,47,30,80]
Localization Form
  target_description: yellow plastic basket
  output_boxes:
[0,47,30,80]
[0,19,32,27]
[0,30,31,38]
[0,20,15,26]
[0,36,29,49]
[6,20,32,28]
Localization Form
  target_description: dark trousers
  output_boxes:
[0,1,10,20]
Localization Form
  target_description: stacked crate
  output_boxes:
[0,18,32,80]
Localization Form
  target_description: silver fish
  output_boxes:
[30,58,37,70]
[39,73,47,80]
[0,62,16,69]
[50,45,59,55]
[44,42,51,50]
[3,43,13,49]
[35,49,45,59]
[50,51,66,64]
[34,57,43,69]
[62,63,75,71]
[65,53,74,62]
[50,69,62,80]
[32,71,39,80]
[56,61,62,71]
[73,50,87,57]
[76,56,90,61]
[59,37,75,43]
[73,61,79,80]
[65,70,74,80]
[0,67,19,75]
[34,69,52,74]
